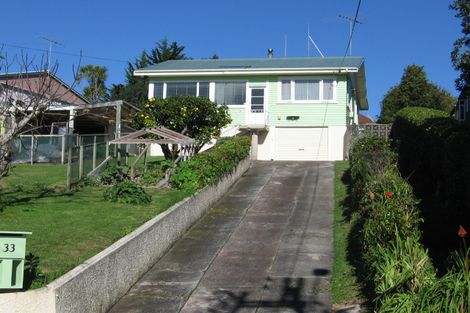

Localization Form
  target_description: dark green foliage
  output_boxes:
[378,65,455,123]
[103,181,152,204]
[361,170,421,249]
[99,162,129,185]
[138,160,173,185]
[350,136,396,207]
[169,135,250,191]
[450,0,470,94]
[135,96,232,160]
[23,252,46,289]
[391,107,470,258]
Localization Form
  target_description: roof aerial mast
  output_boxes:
[40,36,63,71]
[307,24,325,58]
[338,15,366,56]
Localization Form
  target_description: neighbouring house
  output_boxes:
[358,114,375,125]
[0,71,138,136]
[134,55,368,161]
[0,71,139,164]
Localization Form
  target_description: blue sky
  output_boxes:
[1,0,462,119]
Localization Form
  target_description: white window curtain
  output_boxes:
[281,80,291,101]
[295,80,319,100]
[323,79,334,101]
[215,82,246,105]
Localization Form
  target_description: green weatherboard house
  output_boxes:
[134,55,368,161]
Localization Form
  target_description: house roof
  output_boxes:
[0,71,89,105]
[135,57,365,72]
[358,114,375,124]
[134,57,368,110]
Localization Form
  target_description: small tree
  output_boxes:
[0,51,79,177]
[134,96,231,160]
[379,65,456,123]
[77,64,108,103]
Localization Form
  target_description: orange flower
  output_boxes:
[369,192,375,200]
[385,191,393,199]
[458,225,467,238]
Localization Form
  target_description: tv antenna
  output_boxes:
[40,36,63,70]
[339,15,366,55]
[307,24,325,58]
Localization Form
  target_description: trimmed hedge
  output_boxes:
[169,135,251,191]
[390,106,470,255]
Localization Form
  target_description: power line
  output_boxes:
[342,0,363,59]
[0,42,128,64]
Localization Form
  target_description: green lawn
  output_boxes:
[0,163,188,287]
[331,161,364,306]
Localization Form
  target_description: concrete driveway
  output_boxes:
[109,161,334,313]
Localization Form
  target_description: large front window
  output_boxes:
[153,81,210,99]
[214,82,246,105]
[166,82,197,97]
[280,78,336,102]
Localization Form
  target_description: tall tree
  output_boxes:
[379,65,456,123]
[77,64,108,103]
[110,38,186,107]
[450,0,470,95]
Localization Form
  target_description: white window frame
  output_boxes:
[277,77,337,103]
[150,80,210,99]
[212,80,248,107]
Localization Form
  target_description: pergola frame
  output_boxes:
[108,126,196,179]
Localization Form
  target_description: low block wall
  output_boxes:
[0,157,251,313]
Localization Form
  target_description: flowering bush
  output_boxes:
[134,96,232,160]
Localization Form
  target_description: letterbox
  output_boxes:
[0,231,32,289]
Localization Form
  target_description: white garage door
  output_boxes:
[275,127,328,161]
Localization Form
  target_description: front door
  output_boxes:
[247,88,265,125]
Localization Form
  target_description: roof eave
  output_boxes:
[353,64,368,110]
[134,67,360,77]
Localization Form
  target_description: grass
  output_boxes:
[331,161,364,306]
[0,163,188,288]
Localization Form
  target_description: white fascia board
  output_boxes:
[134,67,359,77]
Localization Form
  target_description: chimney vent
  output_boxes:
[267,48,274,58]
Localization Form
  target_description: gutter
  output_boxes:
[134,67,360,77]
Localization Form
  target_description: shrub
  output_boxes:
[350,136,396,207]
[99,162,129,185]
[138,160,173,185]
[103,181,152,204]
[169,135,250,191]
[370,233,435,298]
[361,170,421,247]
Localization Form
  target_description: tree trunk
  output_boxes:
[0,145,11,178]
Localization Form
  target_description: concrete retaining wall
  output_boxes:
[0,157,251,313]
